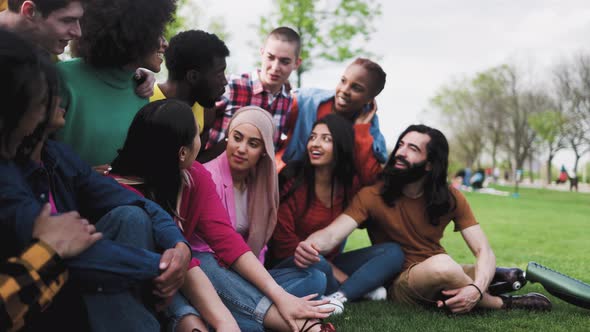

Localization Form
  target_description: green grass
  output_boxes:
[330,186,590,331]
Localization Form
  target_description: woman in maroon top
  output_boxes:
[111,100,334,332]
[270,114,404,312]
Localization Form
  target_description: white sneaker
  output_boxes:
[319,297,345,316]
[363,286,387,301]
[324,291,348,304]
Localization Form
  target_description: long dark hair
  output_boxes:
[380,124,456,225]
[16,55,60,163]
[0,30,57,161]
[280,114,355,215]
[111,99,196,216]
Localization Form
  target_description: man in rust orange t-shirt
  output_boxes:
[292,124,552,313]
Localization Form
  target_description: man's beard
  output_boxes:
[198,94,216,108]
[192,82,217,108]
[383,156,429,188]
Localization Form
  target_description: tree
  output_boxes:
[430,67,513,170]
[554,54,590,176]
[257,0,381,87]
[164,0,189,41]
[430,79,485,168]
[528,109,567,184]
[471,68,509,169]
[165,0,230,42]
[565,116,589,176]
[497,65,541,176]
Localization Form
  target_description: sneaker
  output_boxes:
[324,291,348,304]
[363,286,387,301]
[318,297,344,316]
[500,292,552,311]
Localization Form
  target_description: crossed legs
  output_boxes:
[398,254,503,309]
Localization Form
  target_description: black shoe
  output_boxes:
[488,267,527,295]
[500,292,552,311]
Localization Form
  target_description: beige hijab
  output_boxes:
[227,106,279,258]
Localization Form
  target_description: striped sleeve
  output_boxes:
[0,241,68,332]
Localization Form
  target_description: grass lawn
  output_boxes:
[329,186,590,331]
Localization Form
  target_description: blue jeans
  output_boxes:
[67,207,161,291]
[165,290,201,332]
[277,242,404,301]
[78,206,162,332]
[194,252,326,332]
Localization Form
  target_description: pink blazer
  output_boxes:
[204,153,267,263]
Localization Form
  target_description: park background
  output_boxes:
[52,0,590,330]
[153,0,590,188]
[154,2,590,330]
[156,1,590,330]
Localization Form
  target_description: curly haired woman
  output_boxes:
[56,0,173,168]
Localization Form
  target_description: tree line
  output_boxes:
[430,54,590,184]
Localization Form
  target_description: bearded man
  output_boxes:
[292,124,552,313]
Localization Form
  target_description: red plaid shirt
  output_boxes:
[206,70,293,150]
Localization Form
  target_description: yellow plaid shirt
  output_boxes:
[0,241,68,331]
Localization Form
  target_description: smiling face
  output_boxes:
[259,36,301,94]
[141,36,168,73]
[307,123,334,169]
[226,123,265,175]
[393,131,431,171]
[333,63,376,116]
[31,1,84,55]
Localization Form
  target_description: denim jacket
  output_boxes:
[0,140,187,278]
[282,88,388,164]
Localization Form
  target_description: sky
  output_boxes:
[187,0,590,173]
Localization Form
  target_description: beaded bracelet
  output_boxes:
[468,283,484,301]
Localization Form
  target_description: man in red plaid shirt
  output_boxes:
[202,27,302,160]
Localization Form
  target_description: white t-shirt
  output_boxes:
[233,187,249,237]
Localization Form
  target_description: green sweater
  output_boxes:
[56,58,147,166]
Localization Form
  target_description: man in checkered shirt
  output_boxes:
[202,27,302,160]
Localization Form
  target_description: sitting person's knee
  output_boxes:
[94,205,154,248]
[369,242,405,274]
[309,254,332,274]
[377,242,404,261]
[427,255,464,284]
[108,205,149,221]
[306,268,328,295]
[99,205,151,229]
[172,314,205,332]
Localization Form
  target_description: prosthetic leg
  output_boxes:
[487,263,590,309]
[526,262,590,310]
[488,267,527,296]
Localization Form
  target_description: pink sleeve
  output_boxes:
[189,164,251,266]
[188,257,201,270]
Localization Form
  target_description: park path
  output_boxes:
[502,181,590,193]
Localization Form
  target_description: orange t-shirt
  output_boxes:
[344,184,478,270]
